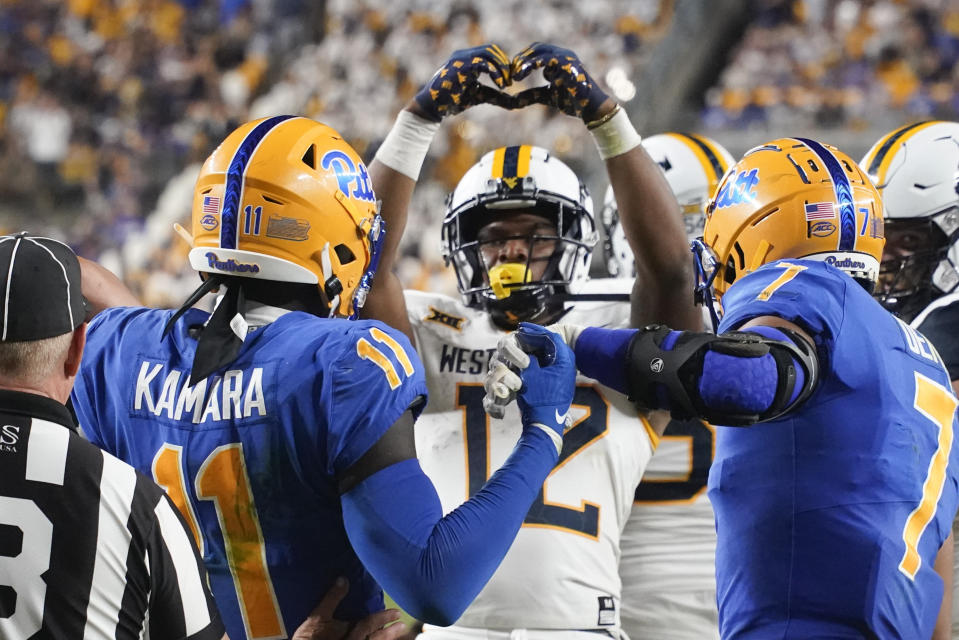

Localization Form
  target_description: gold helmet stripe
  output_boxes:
[491,146,507,178]
[671,133,729,188]
[865,121,940,187]
[490,145,533,181]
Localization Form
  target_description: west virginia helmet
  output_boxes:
[186,115,383,319]
[602,132,734,277]
[442,145,597,326]
[860,121,959,320]
[696,138,885,326]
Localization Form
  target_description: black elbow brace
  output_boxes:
[624,325,819,426]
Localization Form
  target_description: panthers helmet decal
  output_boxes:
[602,132,734,277]
[699,138,885,308]
[442,145,597,324]
[189,116,383,318]
[861,120,959,319]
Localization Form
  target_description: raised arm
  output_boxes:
[364,152,420,342]
[363,44,513,343]
[606,142,700,330]
[77,256,141,318]
[508,42,699,331]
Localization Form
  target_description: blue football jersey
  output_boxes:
[710,259,959,639]
[71,306,428,640]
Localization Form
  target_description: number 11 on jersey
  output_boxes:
[154,443,286,639]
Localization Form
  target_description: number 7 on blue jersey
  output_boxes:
[899,372,958,579]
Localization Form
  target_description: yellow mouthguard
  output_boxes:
[489,263,531,299]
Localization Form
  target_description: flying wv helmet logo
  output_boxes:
[321,150,375,202]
[714,168,760,209]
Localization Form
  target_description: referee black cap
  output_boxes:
[0,232,87,342]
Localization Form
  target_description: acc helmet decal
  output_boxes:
[793,137,857,252]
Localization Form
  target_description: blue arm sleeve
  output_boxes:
[698,325,807,414]
[572,327,637,394]
[340,428,558,626]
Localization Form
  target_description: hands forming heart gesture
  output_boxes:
[412,42,612,123]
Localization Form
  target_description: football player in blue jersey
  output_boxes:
[488,138,959,639]
[70,116,576,640]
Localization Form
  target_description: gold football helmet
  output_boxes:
[185,115,383,318]
[695,138,885,325]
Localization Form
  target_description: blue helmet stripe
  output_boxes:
[793,137,856,251]
[220,115,297,250]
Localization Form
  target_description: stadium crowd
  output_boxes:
[3,2,959,640]
[5,1,959,300]
[0,0,316,261]
[0,0,673,305]
[702,0,959,131]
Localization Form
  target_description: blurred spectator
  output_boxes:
[0,0,301,274]
[1,0,675,304]
[702,0,959,133]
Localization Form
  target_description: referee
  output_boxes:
[0,233,225,640]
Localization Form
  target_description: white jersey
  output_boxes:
[617,283,720,639]
[406,288,654,631]
[619,418,719,639]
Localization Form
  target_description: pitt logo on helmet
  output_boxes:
[700,138,885,304]
[714,168,759,209]
[186,116,384,319]
[321,150,375,203]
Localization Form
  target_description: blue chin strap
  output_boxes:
[350,212,386,319]
[691,238,722,333]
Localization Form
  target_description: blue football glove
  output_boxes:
[487,323,576,451]
[413,44,513,122]
[510,42,611,122]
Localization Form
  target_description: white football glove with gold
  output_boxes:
[482,323,585,420]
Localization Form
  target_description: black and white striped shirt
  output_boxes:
[0,389,224,640]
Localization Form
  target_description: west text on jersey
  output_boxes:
[134,361,268,422]
[439,344,497,375]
